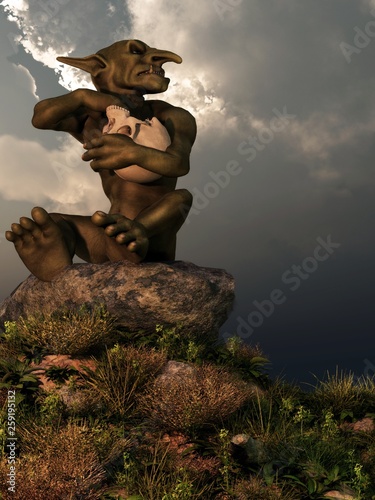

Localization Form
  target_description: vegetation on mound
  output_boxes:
[0,307,374,499]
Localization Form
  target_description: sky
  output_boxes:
[0,0,375,385]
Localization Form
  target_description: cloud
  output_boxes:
[0,134,108,213]
[286,110,375,186]
[1,0,232,134]
[12,62,38,98]
[1,0,132,88]
[2,1,375,202]
[127,0,242,129]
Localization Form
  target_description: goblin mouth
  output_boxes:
[138,65,165,77]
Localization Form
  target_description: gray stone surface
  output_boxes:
[0,261,234,337]
[156,360,196,385]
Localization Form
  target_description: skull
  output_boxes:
[102,105,171,183]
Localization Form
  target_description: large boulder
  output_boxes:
[0,261,234,337]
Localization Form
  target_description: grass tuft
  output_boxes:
[83,344,166,419]
[139,363,254,433]
[5,305,116,356]
[0,422,107,500]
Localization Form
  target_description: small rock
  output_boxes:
[231,434,268,464]
[324,490,355,500]
[231,434,251,447]
[157,360,195,384]
[352,417,374,433]
[340,417,374,433]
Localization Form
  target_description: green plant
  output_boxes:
[352,462,370,500]
[155,324,210,363]
[2,311,375,500]
[44,365,79,385]
[217,428,233,493]
[114,435,217,500]
[292,405,313,436]
[1,322,45,364]
[0,358,41,402]
[161,478,194,500]
[321,408,339,441]
[346,449,371,500]
[39,393,66,425]
[211,336,270,383]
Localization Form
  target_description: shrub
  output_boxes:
[311,369,372,418]
[10,305,116,356]
[139,364,254,433]
[0,422,107,499]
[114,433,218,499]
[84,344,166,419]
[233,477,299,500]
[201,336,271,387]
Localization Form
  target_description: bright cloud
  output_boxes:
[2,0,375,190]
[12,62,38,98]
[0,134,108,213]
[1,0,232,133]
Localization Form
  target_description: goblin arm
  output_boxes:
[31,89,119,141]
[83,105,197,178]
[134,106,197,177]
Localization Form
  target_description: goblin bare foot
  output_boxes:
[91,211,149,259]
[5,207,72,281]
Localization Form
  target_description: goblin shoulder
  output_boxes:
[148,99,194,121]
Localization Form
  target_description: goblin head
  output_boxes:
[57,39,182,95]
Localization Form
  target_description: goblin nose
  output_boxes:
[145,49,182,65]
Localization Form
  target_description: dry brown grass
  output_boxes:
[0,340,19,361]
[233,477,299,500]
[84,344,167,418]
[0,387,8,408]
[139,363,254,433]
[14,305,116,356]
[0,422,107,499]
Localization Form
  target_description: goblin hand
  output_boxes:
[82,134,139,171]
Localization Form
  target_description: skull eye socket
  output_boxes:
[118,125,132,136]
[103,117,115,134]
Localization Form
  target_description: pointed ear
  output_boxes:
[56,53,108,77]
